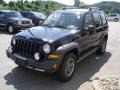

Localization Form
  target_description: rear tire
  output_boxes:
[57,53,77,82]
[96,39,107,55]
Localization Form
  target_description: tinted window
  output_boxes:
[0,12,5,18]
[34,12,46,19]
[92,13,102,27]
[100,13,107,25]
[21,12,34,19]
[21,12,29,17]
[6,12,22,18]
[84,14,94,28]
[27,13,34,19]
[110,15,117,17]
[43,12,81,30]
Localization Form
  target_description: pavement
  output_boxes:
[0,22,120,90]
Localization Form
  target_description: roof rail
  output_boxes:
[89,7,102,11]
[61,7,79,10]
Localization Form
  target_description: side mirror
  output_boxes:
[39,20,43,26]
[84,25,95,31]
[84,25,95,34]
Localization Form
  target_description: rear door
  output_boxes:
[92,12,104,46]
[0,12,6,29]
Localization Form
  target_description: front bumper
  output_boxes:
[14,24,33,30]
[6,49,61,73]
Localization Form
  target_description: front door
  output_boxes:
[80,13,95,52]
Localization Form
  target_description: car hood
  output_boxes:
[16,26,79,43]
[8,17,30,21]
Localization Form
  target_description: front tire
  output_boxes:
[96,39,107,55]
[58,53,76,82]
[114,18,119,22]
[8,25,14,34]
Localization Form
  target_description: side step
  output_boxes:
[77,47,98,63]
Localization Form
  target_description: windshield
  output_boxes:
[42,12,81,30]
[6,12,22,18]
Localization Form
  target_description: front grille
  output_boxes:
[22,21,30,24]
[13,38,43,59]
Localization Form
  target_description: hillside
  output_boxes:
[91,1,120,14]
[0,0,68,15]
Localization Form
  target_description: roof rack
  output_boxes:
[89,7,102,11]
[61,7,79,10]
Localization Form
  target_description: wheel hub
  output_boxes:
[65,58,75,77]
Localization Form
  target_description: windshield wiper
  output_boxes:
[53,25,67,29]
[42,24,53,28]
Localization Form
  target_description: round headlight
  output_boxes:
[43,44,51,53]
[34,52,40,60]
[30,20,33,24]
[8,46,13,53]
[12,38,16,45]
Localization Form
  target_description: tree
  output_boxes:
[0,0,4,4]
[74,0,80,7]
[9,1,15,7]
[20,0,24,9]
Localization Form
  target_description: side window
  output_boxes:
[21,12,29,18]
[92,13,102,27]
[100,13,107,25]
[0,12,5,19]
[27,13,34,19]
[111,15,117,17]
[84,14,94,28]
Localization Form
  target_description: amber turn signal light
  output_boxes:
[48,54,61,59]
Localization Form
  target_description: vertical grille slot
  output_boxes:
[14,38,42,59]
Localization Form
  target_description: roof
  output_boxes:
[54,9,89,14]
[0,10,16,12]
[20,11,42,14]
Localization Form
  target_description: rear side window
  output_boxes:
[110,15,117,17]
[100,13,107,25]
[21,12,33,19]
[92,13,102,27]
[84,14,94,28]
[21,12,29,17]
[0,12,5,18]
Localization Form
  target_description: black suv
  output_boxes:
[0,10,33,33]
[6,7,109,82]
[20,11,46,26]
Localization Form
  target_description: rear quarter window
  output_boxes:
[92,13,102,27]
[100,13,107,25]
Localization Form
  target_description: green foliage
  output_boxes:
[74,0,80,7]
[0,0,67,15]
[91,1,120,14]
[9,1,15,7]
[0,0,4,4]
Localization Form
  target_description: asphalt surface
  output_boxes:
[0,22,120,90]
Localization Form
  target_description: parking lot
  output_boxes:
[0,22,120,90]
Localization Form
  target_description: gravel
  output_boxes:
[98,76,120,90]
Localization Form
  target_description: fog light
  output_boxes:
[34,52,40,60]
[8,46,13,53]
[52,64,58,69]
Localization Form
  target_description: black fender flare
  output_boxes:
[99,31,108,47]
[54,42,80,60]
